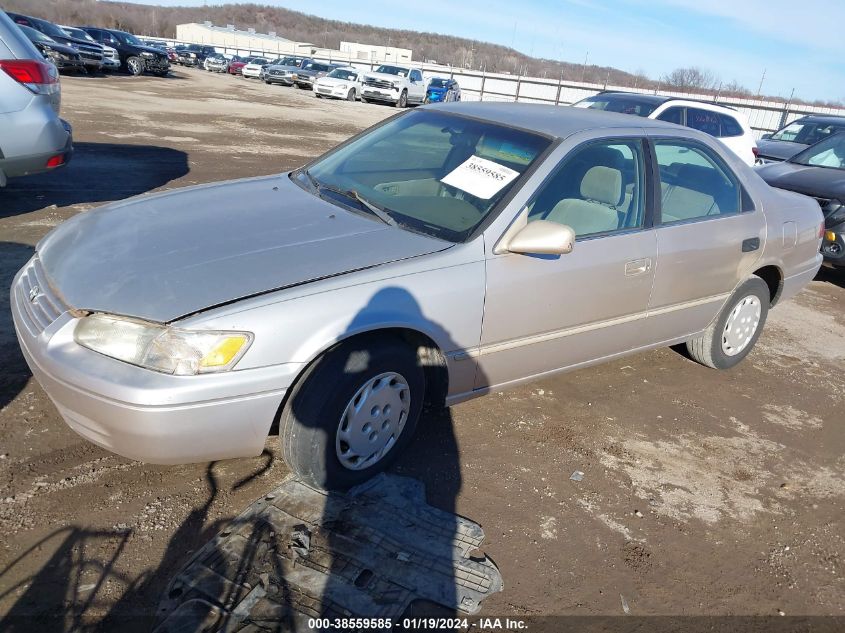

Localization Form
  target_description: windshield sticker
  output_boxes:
[440,155,520,199]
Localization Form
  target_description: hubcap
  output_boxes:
[336,372,410,471]
[129,59,141,74]
[721,295,761,356]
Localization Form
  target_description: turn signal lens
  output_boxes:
[199,336,250,369]
[825,230,837,242]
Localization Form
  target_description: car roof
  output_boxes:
[794,114,845,124]
[594,91,739,112]
[429,102,684,139]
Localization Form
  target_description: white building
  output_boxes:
[175,22,314,56]
[339,41,412,63]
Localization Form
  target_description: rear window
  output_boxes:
[576,94,659,117]
[686,108,721,137]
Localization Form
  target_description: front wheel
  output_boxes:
[394,89,408,108]
[280,336,425,490]
[347,88,356,101]
[126,56,143,76]
[686,276,770,369]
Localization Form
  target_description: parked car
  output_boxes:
[176,44,216,67]
[574,91,758,166]
[361,64,427,107]
[227,56,249,75]
[0,10,72,187]
[18,24,84,73]
[757,132,845,269]
[56,25,112,72]
[425,77,460,103]
[81,27,169,76]
[263,55,310,86]
[756,115,845,164]
[203,53,229,72]
[7,12,103,73]
[11,104,822,490]
[292,60,339,89]
[313,66,363,101]
[241,57,270,79]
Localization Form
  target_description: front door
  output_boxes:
[476,137,657,390]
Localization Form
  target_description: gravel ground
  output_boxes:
[0,67,843,631]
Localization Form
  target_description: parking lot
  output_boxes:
[1,67,844,629]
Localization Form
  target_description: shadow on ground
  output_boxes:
[0,242,36,410]
[1,143,189,217]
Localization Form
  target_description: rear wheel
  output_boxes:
[686,276,770,369]
[126,56,143,76]
[280,336,425,490]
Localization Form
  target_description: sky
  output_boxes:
[119,0,845,102]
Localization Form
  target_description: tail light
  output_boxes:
[45,154,65,168]
[752,146,759,158]
[0,59,60,95]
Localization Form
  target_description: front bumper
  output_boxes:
[361,87,399,103]
[314,84,353,98]
[821,228,845,268]
[102,57,120,69]
[266,73,294,85]
[143,57,170,73]
[11,257,300,464]
[242,67,262,78]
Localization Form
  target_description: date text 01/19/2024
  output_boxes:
[306,618,529,630]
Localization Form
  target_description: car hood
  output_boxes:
[38,40,78,56]
[757,161,845,200]
[316,76,353,86]
[365,71,407,82]
[756,139,806,161]
[138,45,166,57]
[37,174,450,323]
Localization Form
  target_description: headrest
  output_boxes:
[580,166,622,207]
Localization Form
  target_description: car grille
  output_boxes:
[364,78,392,89]
[15,258,67,336]
[296,73,310,81]
[76,43,103,62]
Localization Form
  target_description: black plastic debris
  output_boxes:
[154,474,503,632]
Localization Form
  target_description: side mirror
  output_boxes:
[507,220,575,255]
[761,133,773,140]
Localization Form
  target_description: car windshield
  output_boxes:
[328,68,357,80]
[20,24,55,44]
[250,58,268,64]
[115,31,142,46]
[279,57,302,65]
[790,133,845,170]
[297,110,551,242]
[429,78,449,88]
[375,65,408,77]
[34,19,68,40]
[63,27,94,42]
[574,94,659,117]
[770,120,845,145]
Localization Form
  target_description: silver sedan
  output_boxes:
[12,104,823,489]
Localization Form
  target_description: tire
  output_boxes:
[347,88,356,101]
[360,97,369,104]
[126,56,143,76]
[394,89,408,108]
[315,93,322,98]
[686,276,770,369]
[280,336,425,490]
[265,79,271,84]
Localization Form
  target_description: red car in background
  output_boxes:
[228,56,259,75]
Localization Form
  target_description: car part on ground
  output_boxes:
[425,77,461,103]
[757,132,845,268]
[0,11,73,187]
[80,26,169,76]
[7,12,103,72]
[11,104,822,488]
[361,64,426,107]
[17,24,84,73]
[574,91,758,166]
[313,66,363,101]
[154,473,502,630]
[755,114,845,164]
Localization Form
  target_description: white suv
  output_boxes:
[361,64,426,107]
[574,92,758,166]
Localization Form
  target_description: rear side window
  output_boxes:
[654,140,741,224]
[686,108,721,137]
[656,107,684,125]
[719,114,743,137]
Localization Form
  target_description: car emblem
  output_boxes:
[29,286,41,303]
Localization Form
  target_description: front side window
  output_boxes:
[298,110,551,242]
[656,107,684,125]
[410,70,422,82]
[654,141,741,224]
[527,140,646,238]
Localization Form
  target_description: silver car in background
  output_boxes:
[0,11,72,187]
[12,104,822,490]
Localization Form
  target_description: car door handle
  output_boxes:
[742,237,760,252]
[625,258,652,276]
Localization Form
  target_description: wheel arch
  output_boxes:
[269,326,449,437]
[751,264,784,306]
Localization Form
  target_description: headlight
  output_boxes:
[336,83,347,89]
[141,51,154,57]
[74,314,253,375]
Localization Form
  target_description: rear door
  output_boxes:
[644,135,765,341]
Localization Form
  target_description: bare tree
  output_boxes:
[661,66,717,90]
